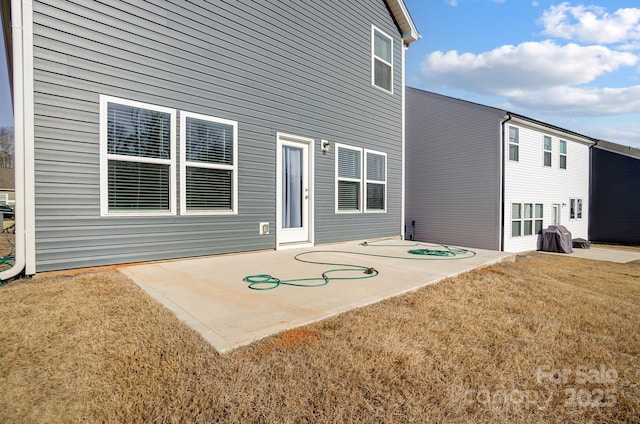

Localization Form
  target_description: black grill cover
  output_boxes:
[572,238,591,249]
[542,225,573,253]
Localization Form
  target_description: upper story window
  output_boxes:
[543,136,552,167]
[508,126,519,161]
[372,26,393,93]
[180,112,238,215]
[365,150,386,212]
[336,144,363,213]
[559,140,567,169]
[100,95,176,215]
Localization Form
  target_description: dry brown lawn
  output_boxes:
[0,253,639,423]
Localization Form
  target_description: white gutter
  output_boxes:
[1,0,34,281]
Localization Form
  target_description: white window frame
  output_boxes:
[512,202,543,237]
[543,135,552,167]
[508,126,519,162]
[364,149,387,213]
[179,111,238,215]
[99,95,176,216]
[335,143,363,214]
[371,25,394,94]
[570,198,583,220]
[559,140,567,169]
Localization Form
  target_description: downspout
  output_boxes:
[0,0,33,282]
[400,43,407,239]
[587,138,598,241]
[499,113,512,252]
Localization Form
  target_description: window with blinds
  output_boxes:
[101,96,175,215]
[372,26,393,93]
[180,112,237,214]
[335,144,388,214]
[336,145,362,212]
[365,150,386,212]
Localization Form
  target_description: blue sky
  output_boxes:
[404,0,640,148]
[2,1,640,147]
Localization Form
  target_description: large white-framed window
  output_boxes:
[180,111,238,215]
[559,140,567,169]
[371,25,393,93]
[570,198,583,220]
[508,126,519,161]
[364,149,386,212]
[100,95,176,216]
[543,136,552,167]
[336,144,363,213]
[512,202,543,237]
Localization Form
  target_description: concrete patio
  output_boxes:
[120,240,514,353]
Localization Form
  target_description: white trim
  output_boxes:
[335,143,363,214]
[275,132,314,250]
[364,149,387,213]
[384,0,420,45]
[179,111,238,216]
[371,25,393,94]
[99,95,176,217]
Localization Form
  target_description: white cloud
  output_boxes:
[540,3,640,44]
[532,1,540,7]
[447,0,458,6]
[508,85,640,115]
[420,40,638,95]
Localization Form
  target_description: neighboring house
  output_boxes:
[0,168,15,205]
[1,0,419,275]
[590,140,640,245]
[406,88,595,253]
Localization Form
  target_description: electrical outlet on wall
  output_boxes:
[259,222,270,235]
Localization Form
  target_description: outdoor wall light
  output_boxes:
[321,140,331,154]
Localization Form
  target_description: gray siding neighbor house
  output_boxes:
[590,141,640,245]
[1,0,419,276]
[406,87,595,253]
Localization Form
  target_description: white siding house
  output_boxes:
[503,120,591,252]
[406,88,595,253]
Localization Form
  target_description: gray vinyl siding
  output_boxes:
[405,88,501,250]
[32,0,404,271]
[589,148,640,245]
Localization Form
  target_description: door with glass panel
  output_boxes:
[277,134,312,246]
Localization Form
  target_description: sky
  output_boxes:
[404,0,640,148]
[2,1,640,147]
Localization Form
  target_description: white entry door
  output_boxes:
[276,133,313,248]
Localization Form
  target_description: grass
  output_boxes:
[0,252,639,423]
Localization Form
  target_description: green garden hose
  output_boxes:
[243,241,475,290]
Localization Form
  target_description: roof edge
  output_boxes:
[385,0,420,45]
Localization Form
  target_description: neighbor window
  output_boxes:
[559,140,567,169]
[570,198,583,220]
[512,202,543,237]
[100,95,176,215]
[535,204,544,234]
[372,26,393,93]
[365,150,386,212]
[511,203,522,237]
[336,144,363,212]
[577,198,582,219]
[180,112,237,214]
[508,126,519,161]
[543,136,552,167]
